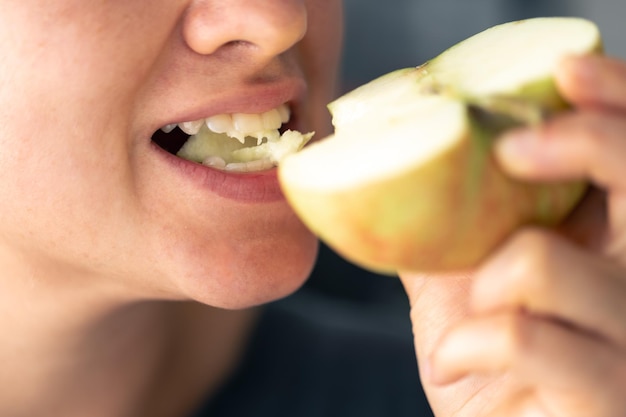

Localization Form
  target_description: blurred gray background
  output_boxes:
[274,2,625,414]
[340,0,626,91]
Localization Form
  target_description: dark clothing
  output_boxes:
[191,295,434,417]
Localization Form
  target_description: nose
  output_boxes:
[183,0,308,58]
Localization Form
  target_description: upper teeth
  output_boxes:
[165,103,313,173]
[161,104,290,143]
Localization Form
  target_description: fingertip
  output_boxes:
[556,53,626,111]
[554,54,596,102]
[494,128,540,176]
[557,54,591,76]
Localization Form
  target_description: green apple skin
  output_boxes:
[281,109,586,275]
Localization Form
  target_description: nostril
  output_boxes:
[182,2,307,58]
[225,40,253,49]
[215,40,258,55]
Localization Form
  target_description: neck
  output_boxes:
[0,250,259,417]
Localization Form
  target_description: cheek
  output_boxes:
[0,2,177,274]
[0,128,132,276]
[0,51,143,278]
[300,0,344,133]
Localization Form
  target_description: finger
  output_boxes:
[398,272,510,417]
[398,272,474,358]
[495,110,626,192]
[556,54,626,112]
[429,312,626,416]
[471,228,626,348]
[555,186,607,250]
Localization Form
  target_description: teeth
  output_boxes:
[224,158,274,173]
[277,104,290,123]
[202,156,227,169]
[162,103,309,173]
[262,109,282,130]
[166,104,292,141]
[179,119,204,135]
[206,114,232,134]
[161,124,177,133]
[233,113,264,134]
[201,155,275,173]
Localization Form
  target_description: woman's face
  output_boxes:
[0,0,343,308]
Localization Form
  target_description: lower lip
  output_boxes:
[151,143,286,203]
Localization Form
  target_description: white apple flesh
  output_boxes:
[279,17,601,274]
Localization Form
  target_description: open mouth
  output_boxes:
[151,104,313,173]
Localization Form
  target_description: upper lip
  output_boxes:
[148,77,307,136]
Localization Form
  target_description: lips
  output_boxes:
[151,142,291,202]
[148,83,313,202]
[153,103,312,173]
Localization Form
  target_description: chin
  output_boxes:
[157,207,320,310]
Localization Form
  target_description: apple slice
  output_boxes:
[278,17,602,274]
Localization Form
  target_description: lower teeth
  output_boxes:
[200,155,274,172]
[223,158,274,172]
[202,156,227,169]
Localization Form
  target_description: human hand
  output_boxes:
[399,54,626,417]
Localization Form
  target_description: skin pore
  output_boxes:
[0,1,342,416]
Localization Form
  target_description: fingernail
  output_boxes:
[560,54,595,83]
[495,133,534,176]
[496,129,537,164]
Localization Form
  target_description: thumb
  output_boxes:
[397,271,474,355]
